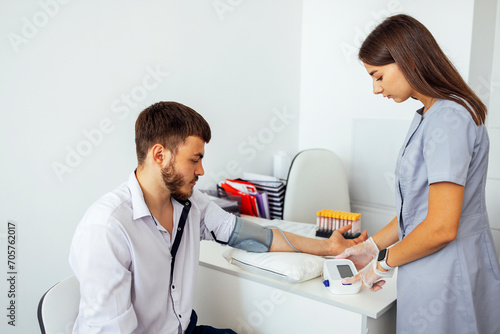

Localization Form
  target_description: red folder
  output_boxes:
[226,179,258,193]
[219,182,258,216]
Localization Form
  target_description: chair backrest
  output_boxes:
[283,149,350,224]
[38,275,80,334]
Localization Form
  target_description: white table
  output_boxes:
[194,217,397,334]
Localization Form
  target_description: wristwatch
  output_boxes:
[377,248,394,271]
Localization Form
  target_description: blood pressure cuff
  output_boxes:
[227,217,273,253]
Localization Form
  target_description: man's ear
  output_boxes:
[150,144,172,167]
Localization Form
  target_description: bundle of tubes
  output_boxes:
[315,209,361,238]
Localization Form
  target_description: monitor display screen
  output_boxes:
[337,264,354,278]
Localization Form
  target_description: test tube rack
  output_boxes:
[315,209,361,239]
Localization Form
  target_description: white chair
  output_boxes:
[38,275,80,334]
[283,149,350,224]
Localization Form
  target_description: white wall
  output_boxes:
[0,1,302,332]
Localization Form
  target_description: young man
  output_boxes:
[69,101,367,333]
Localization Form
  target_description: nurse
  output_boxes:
[336,14,500,333]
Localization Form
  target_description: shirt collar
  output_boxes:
[127,171,193,222]
[128,171,152,221]
[419,98,443,118]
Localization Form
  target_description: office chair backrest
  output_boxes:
[283,149,350,224]
[38,275,80,334]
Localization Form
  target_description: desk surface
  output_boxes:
[198,216,397,319]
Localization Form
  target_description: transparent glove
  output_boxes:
[335,237,379,271]
[342,259,394,291]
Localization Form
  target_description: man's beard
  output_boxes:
[161,160,197,201]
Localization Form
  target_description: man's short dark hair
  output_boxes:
[135,101,211,165]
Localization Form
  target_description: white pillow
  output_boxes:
[223,248,326,283]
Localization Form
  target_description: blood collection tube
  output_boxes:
[322,210,326,230]
[328,211,332,232]
[324,211,328,231]
[354,213,361,233]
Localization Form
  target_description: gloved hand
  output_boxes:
[335,237,379,271]
[342,258,394,291]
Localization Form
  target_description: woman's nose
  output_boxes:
[373,81,383,95]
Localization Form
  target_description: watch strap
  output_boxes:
[378,248,394,270]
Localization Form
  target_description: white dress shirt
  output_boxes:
[69,172,236,334]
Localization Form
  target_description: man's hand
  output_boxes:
[325,224,368,256]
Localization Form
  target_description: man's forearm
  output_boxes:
[269,229,330,255]
[270,224,368,256]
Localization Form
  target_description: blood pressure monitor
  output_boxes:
[322,259,361,295]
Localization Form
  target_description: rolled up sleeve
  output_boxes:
[192,190,236,243]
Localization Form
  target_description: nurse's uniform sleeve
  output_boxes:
[69,213,138,333]
[423,107,477,186]
[192,190,236,243]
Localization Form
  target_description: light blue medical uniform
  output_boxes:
[394,99,500,334]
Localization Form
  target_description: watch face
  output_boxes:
[377,248,387,262]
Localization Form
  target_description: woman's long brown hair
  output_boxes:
[359,14,486,125]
